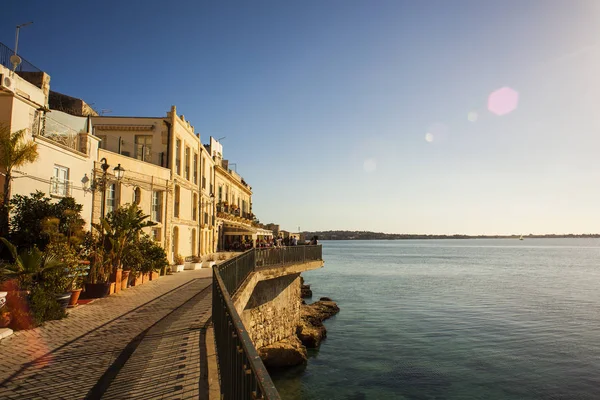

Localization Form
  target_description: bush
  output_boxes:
[28,286,65,327]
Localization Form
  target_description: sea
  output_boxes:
[270,239,600,400]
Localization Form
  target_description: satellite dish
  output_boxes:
[10,54,21,71]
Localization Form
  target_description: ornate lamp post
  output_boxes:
[98,157,125,219]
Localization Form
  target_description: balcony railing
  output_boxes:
[49,177,71,197]
[212,246,322,399]
[0,42,41,72]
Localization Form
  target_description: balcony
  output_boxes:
[49,178,71,197]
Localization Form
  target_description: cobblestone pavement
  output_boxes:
[0,269,215,400]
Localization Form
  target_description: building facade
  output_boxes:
[0,44,270,262]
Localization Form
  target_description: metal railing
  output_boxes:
[0,42,41,72]
[212,245,322,399]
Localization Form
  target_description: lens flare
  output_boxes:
[468,111,478,122]
[488,87,519,116]
[425,133,434,142]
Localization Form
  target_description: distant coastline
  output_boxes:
[303,231,600,240]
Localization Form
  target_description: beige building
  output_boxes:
[0,45,270,261]
[91,106,217,260]
[0,65,100,230]
[209,138,272,249]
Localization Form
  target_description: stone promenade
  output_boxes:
[0,269,219,400]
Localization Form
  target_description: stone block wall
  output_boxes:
[241,274,301,349]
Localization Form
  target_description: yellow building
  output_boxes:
[208,138,272,249]
[91,106,217,261]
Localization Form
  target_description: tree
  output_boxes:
[0,125,39,237]
[9,192,85,251]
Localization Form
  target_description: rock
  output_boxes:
[301,284,312,298]
[319,296,332,301]
[297,299,340,348]
[258,336,307,368]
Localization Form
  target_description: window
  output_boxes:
[218,186,222,203]
[209,167,213,193]
[175,139,181,175]
[135,135,152,161]
[106,184,116,214]
[133,187,141,205]
[51,165,69,197]
[193,153,198,184]
[193,193,198,221]
[204,212,208,225]
[152,191,162,222]
[184,147,190,180]
[202,158,206,189]
[174,185,180,218]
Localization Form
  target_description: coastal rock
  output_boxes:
[297,299,340,348]
[301,284,312,298]
[258,336,307,368]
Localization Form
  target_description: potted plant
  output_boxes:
[203,254,216,269]
[82,232,112,298]
[90,204,156,294]
[185,255,202,270]
[173,254,185,272]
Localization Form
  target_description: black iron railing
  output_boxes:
[0,42,41,73]
[212,245,322,399]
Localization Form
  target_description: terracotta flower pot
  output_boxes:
[132,274,143,286]
[142,272,150,283]
[113,268,123,294]
[121,270,131,290]
[150,271,159,281]
[68,289,82,308]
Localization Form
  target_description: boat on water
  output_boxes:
[519,235,524,240]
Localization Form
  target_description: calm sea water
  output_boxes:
[271,239,600,400]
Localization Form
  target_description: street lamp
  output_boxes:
[99,157,125,219]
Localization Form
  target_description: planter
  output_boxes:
[113,268,123,294]
[68,289,82,308]
[202,261,216,269]
[172,264,185,273]
[109,282,116,295]
[150,271,160,281]
[56,292,72,309]
[131,274,143,287]
[84,283,111,299]
[184,262,202,270]
[121,270,131,290]
[142,272,150,283]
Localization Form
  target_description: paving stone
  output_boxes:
[0,269,216,399]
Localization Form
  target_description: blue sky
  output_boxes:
[4,1,600,234]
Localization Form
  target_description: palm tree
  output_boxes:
[0,124,39,237]
[0,237,63,289]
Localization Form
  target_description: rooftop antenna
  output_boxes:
[217,136,226,141]
[11,21,33,71]
[100,109,112,116]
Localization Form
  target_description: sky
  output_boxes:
[3,1,600,235]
